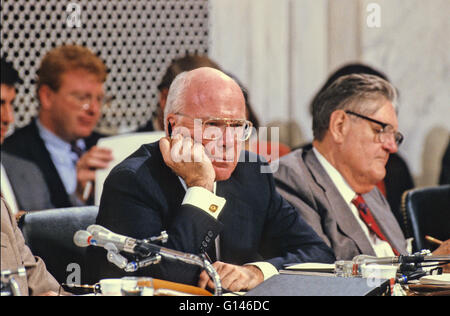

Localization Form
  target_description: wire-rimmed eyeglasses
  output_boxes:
[345,110,404,146]
[173,112,253,141]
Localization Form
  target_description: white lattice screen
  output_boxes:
[1,0,210,133]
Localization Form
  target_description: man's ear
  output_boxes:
[38,85,53,111]
[165,114,176,136]
[328,110,350,144]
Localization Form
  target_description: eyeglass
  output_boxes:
[173,112,254,141]
[67,92,113,111]
[345,110,404,146]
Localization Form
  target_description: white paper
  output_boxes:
[419,274,450,285]
[284,263,336,272]
[94,131,165,205]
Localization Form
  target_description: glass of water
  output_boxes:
[335,260,355,277]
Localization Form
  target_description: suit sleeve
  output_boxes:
[274,175,334,249]
[90,166,224,286]
[1,199,61,296]
[260,169,336,269]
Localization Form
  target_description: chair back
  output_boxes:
[19,206,99,285]
[401,185,450,252]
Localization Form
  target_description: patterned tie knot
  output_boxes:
[352,195,368,215]
[71,142,83,158]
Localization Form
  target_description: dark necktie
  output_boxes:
[352,194,400,256]
[71,142,84,159]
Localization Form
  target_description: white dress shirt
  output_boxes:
[36,119,85,195]
[312,147,395,257]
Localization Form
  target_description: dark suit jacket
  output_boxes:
[384,153,415,236]
[274,147,407,261]
[1,152,53,211]
[2,119,103,208]
[89,141,335,285]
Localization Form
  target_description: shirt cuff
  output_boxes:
[245,262,279,281]
[182,186,226,220]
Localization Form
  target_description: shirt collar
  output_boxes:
[312,146,356,204]
[36,118,85,152]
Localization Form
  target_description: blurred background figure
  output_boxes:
[137,54,222,132]
[2,45,113,208]
[1,56,53,214]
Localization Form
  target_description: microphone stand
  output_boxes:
[352,252,450,284]
[1,267,26,296]
[102,232,223,296]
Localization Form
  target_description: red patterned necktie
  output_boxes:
[352,194,400,256]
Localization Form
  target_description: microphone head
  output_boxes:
[74,230,92,248]
[87,224,111,235]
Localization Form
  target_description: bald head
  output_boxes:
[164,67,245,130]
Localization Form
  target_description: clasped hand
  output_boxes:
[160,134,216,192]
[198,262,264,292]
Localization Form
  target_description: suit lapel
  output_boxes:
[215,176,259,264]
[363,192,406,255]
[27,121,71,207]
[145,143,186,211]
[303,149,376,256]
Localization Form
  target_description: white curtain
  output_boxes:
[209,0,450,185]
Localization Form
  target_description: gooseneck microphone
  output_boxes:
[73,225,223,296]
[74,225,205,267]
[74,224,157,257]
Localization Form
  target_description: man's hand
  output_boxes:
[432,239,450,273]
[160,134,215,192]
[198,261,264,292]
[75,146,113,201]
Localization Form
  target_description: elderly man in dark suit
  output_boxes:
[274,74,450,261]
[91,67,334,292]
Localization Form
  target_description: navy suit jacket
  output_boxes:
[2,119,103,208]
[89,141,335,285]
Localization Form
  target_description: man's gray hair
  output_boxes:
[312,73,397,141]
[163,71,190,131]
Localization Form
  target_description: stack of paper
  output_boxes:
[283,263,335,273]
[419,274,450,286]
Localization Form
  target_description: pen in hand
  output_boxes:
[82,181,93,201]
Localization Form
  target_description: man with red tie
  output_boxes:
[274,74,421,259]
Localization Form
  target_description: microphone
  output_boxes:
[74,226,157,257]
[73,225,223,296]
[78,225,205,267]
[353,254,450,265]
[73,230,92,247]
